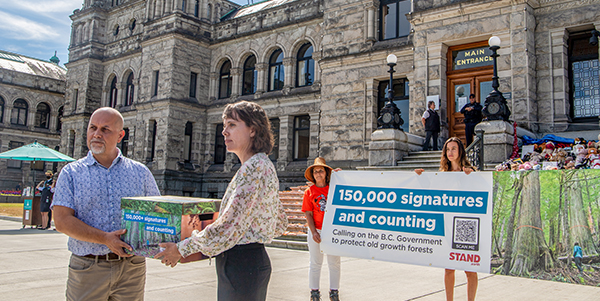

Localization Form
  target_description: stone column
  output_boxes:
[255,63,267,95]
[165,0,173,15]
[277,115,293,171]
[368,128,409,166]
[49,111,57,132]
[475,120,513,164]
[230,67,241,99]
[155,0,164,18]
[364,1,378,41]
[282,57,294,93]
[173,0,182,12]
[209,72,218,101]
[27,107,35,131]
[5,103,13,126]
[308,112,320,161]
[312,52,322,89]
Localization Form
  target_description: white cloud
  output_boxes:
[0,11,60,41]
[1,0,81,14]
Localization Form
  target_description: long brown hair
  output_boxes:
[439,137,474,172]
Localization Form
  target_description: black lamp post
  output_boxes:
[377,54,404,130]
[482,36,511,121]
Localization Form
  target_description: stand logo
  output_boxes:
[449,252,480,266]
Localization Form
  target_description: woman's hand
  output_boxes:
[414,169,424,175]
[463,166,473,175]
[332,168,342,172]
[156,242,183,268]
[312,231,321,243]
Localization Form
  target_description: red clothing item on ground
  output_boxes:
[301,185,329,230]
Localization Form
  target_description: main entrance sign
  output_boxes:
[452,47,494,70]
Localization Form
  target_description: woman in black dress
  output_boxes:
[37,170,55,229]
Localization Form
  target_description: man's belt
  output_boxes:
[81,253,123,261]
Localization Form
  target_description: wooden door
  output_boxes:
[448,73,493,145]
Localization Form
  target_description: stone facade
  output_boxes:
[0,51,67,190]
[63,0,600,196]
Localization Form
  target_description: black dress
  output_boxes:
[39,179,54,213]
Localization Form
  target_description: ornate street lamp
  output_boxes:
[377,54,404,129]
[482,36,511,121]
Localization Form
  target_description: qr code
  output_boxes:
[452,217,480,251]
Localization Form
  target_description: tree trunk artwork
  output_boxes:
[509,171,554,276]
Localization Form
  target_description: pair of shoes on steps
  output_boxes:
[310,290,340,301]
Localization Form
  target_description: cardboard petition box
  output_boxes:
[121,195,220,262]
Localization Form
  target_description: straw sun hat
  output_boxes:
[304,157,333,184]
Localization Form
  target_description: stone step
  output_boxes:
[283,203,302,209]
[402,154,442,161]
[408,150,443,156]
[288,217,306,223]
[395,162,441,169]
[267,238,308,251]
[279,199,302,205]
[280,191,305,196]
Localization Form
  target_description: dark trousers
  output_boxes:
[216,243,271,301]
[423,131,439,151]
[575,257,583,272]
[465,122,477,147]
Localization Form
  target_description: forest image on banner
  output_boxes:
[492,170,600,286]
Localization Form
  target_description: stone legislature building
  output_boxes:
[0,51,66,190]
[60,0,600,197]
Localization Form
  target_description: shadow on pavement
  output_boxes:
[0,228,60,235]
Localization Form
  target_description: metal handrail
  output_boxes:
[466,129,485,170]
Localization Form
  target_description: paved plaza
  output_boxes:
[1,217,599,300]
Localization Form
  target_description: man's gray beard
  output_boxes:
[90,144,105,155]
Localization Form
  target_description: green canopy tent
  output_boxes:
[0,140,76,191]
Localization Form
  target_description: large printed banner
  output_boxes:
[321,170,493,273]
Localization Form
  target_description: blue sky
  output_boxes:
[0,0,249,67]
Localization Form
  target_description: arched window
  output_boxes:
[219,60,232,99]
[57,106,63,133]
[242,55,257,95]
[207,4,212,21]
[35,102,51,129]
[129,19,136,31]
[109,76,118,108]
[0,96,4,123]
[269,49,284,91]
[11,99,28,126]
[125,72,134,106]
[297,43,314,87]
[182,0,187,12]
[194,0,199,17]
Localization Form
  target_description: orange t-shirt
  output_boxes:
[301,185,329,230]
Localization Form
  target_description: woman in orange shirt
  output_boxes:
[302,157,341,301]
